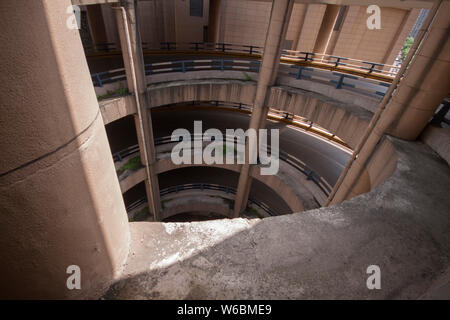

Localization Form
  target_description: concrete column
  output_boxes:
[385,2,449,140]
[233,0,295,217]
[313,4,341,55]
[115,0,162,220]
[87,4,109,46]
[291,4,308,51]
[0,0,130,298]
[324,6,348,56]
[329,0,450,205]
[381,9,411,65]
[163,0,176,42]
[208,0,222,44]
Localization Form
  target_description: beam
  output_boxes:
[233,0,295,217]
[114,0,162,220]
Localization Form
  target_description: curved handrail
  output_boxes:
[91,57,391,98]
[160,183,276,216]
[115,137,332,196]
[87,41,397,82]
[126,183,276,217]
[157,132,333,195]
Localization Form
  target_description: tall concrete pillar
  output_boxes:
[208,0,222,44]
[115,0,162,220]
[233,0,295,217]
[381,9,411,65]
[291,4,308,51]
[87,4,109,46]
[324,6,348,56]
[0,0,130,298]
[329,0,450,205]
[313,4,341,55]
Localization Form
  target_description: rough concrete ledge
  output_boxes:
[420,125,450,166]
[146,79,374,149]
[104,138,450,299]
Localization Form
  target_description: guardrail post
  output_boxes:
[336,74,345,89]
[302,52,314,62]
[145,63,152,75]
[94,73,102,87]
[296,66,303,79]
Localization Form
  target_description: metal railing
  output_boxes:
[112,144,140,162]
[154,133,333,195]
[281,50,398,77]
[86,41,397,78]
[430,99,450,127]
[126,183,276,216]
[91,58,389,98]
[160,183,276,216]
[153,101,350,148]
[126,197,147,212]
[84,42,118,53]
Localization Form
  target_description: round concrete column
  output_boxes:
[385,1,450,140]
[313,4,341,55]
[0,0,130,299]
[208,0,222,44]
[87,4,109,46]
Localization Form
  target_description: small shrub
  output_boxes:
[117,156,141,175]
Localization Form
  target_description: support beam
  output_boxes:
[313,4,341,56]
[114,0,161,220]
[327,0,449,205]
[86,4,108,45]
[208,0,222,44]
[0,0,129,298]
[291,4,308,51]
[233,0,295,217]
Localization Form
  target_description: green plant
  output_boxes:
[117,156,141,175]
[242,72,253,81]
[245,206,264,219]
[400,36,414,61]
[97,82,129,100]
[130,206,149,222]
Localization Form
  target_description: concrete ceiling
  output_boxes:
[72,0,434,10]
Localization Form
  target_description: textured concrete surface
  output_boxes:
[0,0,130,299]
[104,137,450,299]
[421,125,450,166]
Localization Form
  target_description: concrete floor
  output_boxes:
[103,137,450,299]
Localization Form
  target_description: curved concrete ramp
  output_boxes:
[104,138,450,299]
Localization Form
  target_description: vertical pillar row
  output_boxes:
[115,0,162,220]
[330,0,450,205]
[86,4,109,46]
[0,0,130,299]
[208,0,222,44]
[233,0,295,217]
[313,4,341,56]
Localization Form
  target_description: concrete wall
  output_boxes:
[0,0,129,299]
[331,6,420,65]
[221,0,271,47]
[101,78,398,210]
[420,125,450,166]
[104,138,450,300]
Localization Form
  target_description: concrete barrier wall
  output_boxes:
[99,95,136,125]
[103,79,397,205]
[154,160,305,213]
[420,125,450,166]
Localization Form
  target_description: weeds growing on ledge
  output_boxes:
[117,156,141,175]
[129,206,149,222]
[97,82,129,100]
